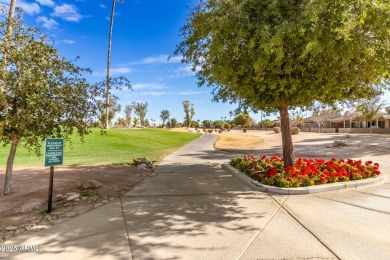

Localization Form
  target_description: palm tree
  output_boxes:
[106,0,123,129]
[1,0,16,74]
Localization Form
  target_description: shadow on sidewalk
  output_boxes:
[121,191,271,258]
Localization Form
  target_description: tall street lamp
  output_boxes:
[106,0,123,129]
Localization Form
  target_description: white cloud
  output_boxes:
[129,55,182,65]
[139,91,167,97]
[15,1,41,15]
[93,67,132,77]
[167,65,195,79]
[51,4,83,22]
[132,83,165,90]
[168,56,182,63]
[36,0,55,7]
[99,4,106,8]
[141,55,168,64]
[59,39,75,44]
[111,67,132,75]
[179,91,202,95]
[36,16,58,30]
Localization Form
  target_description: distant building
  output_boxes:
[301,110,390,133]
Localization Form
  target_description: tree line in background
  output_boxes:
[107,90,390,131]
[108,99,199,129]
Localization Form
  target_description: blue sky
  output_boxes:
[2,1,387,125]
[1,0,263,124]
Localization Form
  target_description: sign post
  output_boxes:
[44,138,64,213]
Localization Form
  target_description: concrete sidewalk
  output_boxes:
[3,134,390,259]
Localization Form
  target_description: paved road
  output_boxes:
[3,133,390,259]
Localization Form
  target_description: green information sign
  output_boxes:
[44,138,64,167]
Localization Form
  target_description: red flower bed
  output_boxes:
[230,155,380,188]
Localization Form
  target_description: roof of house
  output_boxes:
[304,112,340,123]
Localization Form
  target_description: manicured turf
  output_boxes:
[0,128,201,167]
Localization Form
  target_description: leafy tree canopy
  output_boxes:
[0,15,102,154]
[0,12,106,194]
[132,101,148,127]
[176,0,390,113]
[213,120,225,129]
[160,109,170,127]
[233,113,253,127]
[202,119,212,128]
[259,119,274,128]
[176,0,390,166]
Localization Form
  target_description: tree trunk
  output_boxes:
[106,0,117,129]
[1,0,17,77]
[3,135,20,195]
[6,0,17,35]
[280,104,294,167]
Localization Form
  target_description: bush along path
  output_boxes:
[230,155,381,188]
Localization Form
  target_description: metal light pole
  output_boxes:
[106,0,123,129]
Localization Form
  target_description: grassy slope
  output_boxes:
[0,128,201,167]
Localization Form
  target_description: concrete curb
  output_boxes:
[222,163,384,195]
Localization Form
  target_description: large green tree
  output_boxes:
[0,14,103,194]
[233,113,253,128]
[175,0,390,166]
[124,105,133,128]
[97,97,121,126]
[94,76,131,127]
[357,94,387,135]
[132,101,148,127]
[160,109,170,127]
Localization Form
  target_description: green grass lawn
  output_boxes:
[0,128,201,168]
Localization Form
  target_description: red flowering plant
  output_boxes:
[230,155,381,188]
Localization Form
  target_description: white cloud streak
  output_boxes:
[51,4,83,22]
[166,65,195,79]
[59,39,75,44]
[15,1,41,15]
[179,91,202,95]
[0,0,41,15]
[139,91,167,97]
[36,16,58,30]
[36,0,55,7]
[132,83,165,90]
[93,67,132,77]
[111,67,132,75]
[127,55,182,65]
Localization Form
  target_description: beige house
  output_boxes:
[328,111,390,129]
[303,112,340,128]
[301,111,390,134]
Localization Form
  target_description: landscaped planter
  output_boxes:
[223,163,383,195]
[229,155,381,188]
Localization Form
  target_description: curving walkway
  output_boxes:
[3,133,390,260]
